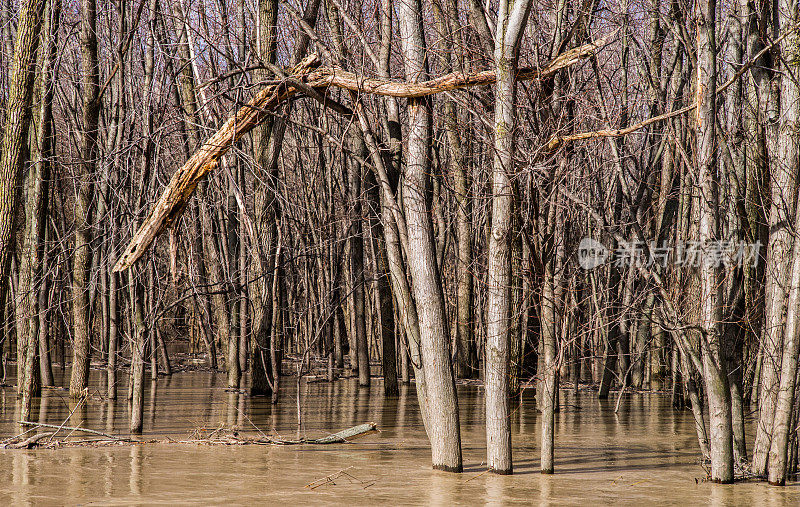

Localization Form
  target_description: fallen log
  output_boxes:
[3,432,54,449]
[306,422,378,444]
[250,422,378,445]
[113,34,613,272]
[182,422,378,446]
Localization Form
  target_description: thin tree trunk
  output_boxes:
[19,0,59,416]
[348,154,369,387]
[107,267,118,399]
[128,270,146,433]
[366,169,397,395]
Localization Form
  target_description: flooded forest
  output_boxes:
[2,0,800,503]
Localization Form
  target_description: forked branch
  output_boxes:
[113,34,613,272]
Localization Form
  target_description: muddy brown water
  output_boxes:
[1,369,799,505]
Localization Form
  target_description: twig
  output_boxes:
[18,421,128,441]
[0,426,39,446]
[305,466,355,489]
[43,392,87,442]
[305,466,375,490]
[464,468,493,483]
[545,24,797,151]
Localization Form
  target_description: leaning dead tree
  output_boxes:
[112,35,612,272]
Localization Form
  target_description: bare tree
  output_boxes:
[484,0,534,475]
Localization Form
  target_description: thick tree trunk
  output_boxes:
[431,0,474,381]
[697,0,734,482]
[768,194,800,484]
[249,0,279,398]
[0,0,47,386]
[752,0,791,476]
[483,0,532,471]
[766,0,800,485]
[397,0,462,472]
[70,0,100,399]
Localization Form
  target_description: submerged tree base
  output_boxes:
[433,464,463,473]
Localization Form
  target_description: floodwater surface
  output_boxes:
[1,369,799,505]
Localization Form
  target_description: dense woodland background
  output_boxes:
[1,0,800,486]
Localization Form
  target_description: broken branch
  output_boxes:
[113,34,612,272]
[545,25,796,151]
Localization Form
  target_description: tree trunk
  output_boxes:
[348,154,369,387]
[18,0,59,417]
[766,0,800,485]
[751,0,791,476]
[128,270,146,434]
[483,0,532,472]
[767,190,800,484]
[249,0,280,397]
[0,0,47,379]
[107,268,118,399]
[366,170,397,395]
[397,0,462,472]
[70,0,100,399]
[697,0,734,482]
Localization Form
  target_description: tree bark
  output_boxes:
[70,0,100,399]
[249,0,280,397]
[0,0,47,376]
[766,0,800,484]
[484,0,533,474]
[696,0,734,482]
[397,0,462,472]
[18,0,59,418]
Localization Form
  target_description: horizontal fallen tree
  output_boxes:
[184,422,379,446]
[112,34,613,272]
[2,422,378,449]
